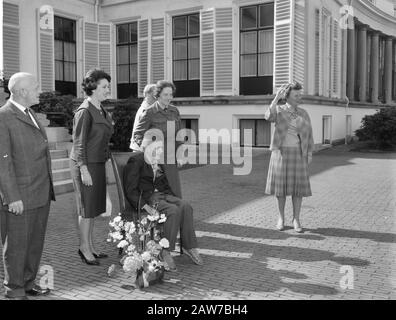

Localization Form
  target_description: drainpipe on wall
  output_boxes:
[345,96,350,145]
[94,0,100,23]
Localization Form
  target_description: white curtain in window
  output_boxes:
[130,64,137,83]
[173,39,187,60]
[189,59,200,80]
[64,42,76,62]
[64,62,76,81]
[241,31,257,54]
[55,61,63,81]
[241,55,257,77]
[117,65,129,83]
[129,44,137,64]
[258,30,273,53]
[258,52,273,76]
[188,38,199,59]
[173,60,187,80]
[117,46,129,64]
[55,40,63,60]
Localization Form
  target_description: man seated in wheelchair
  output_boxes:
[123,133,203,272]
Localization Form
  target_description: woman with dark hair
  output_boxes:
[132,80,182,198]
[264,82,314,233]
[70,68,113,265]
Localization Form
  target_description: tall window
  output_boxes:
[116,22,138,99]
[240,3,274,95]
[172,13,200,97]
[240,119,271,147]
[54,16,76,96]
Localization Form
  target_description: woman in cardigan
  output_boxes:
[264,82,314,233]
[70,69,114,265]
[132,80,182,199]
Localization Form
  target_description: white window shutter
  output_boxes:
[84,22,99,74]
[200,9,215,96]
[151,18,165,84]
[138,19,149,97]
[214,7,233,96]
[37,8,54,92]
[274,0,292,92]
[98,23,112,76]
[332,20,340,98]
[3,2,20,79]
[293,0,305,89]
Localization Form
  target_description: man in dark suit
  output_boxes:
[0,72,55,300]
[123,138,203,272]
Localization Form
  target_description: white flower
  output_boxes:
[140,235,146,241]
[141,217,148,225]
[123,254,143,273]
[114,216,122,223]
[127,244,136,253]
[112,232,123,241]
[141,251,152,262]
[117,240,129,248]
[159,238,169,248]
[158,214,167,223]
[147,214,159,222]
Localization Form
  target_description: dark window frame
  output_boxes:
[54,16,77,96]
[116,22,138,99]
[239,119,271,147]
[172,13,200,97]
[239,3,274,96]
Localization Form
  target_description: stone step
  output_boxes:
[50,149,68,160]
[52,168,72,182]
[48,141,72,153]
[51,158,70,170]
[53,179,74,195]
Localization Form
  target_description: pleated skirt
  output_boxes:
[70,160,107,218]
[265,146,312,197]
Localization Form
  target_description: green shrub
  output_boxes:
[33,91,76,135]
[355,106,396,149]
[109,97,142,151]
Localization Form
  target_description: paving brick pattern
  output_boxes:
[1,145,395,300]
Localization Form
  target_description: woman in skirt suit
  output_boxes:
[70,69,113,265]
[265,82,314,233]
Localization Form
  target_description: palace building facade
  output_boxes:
[1,0,396,147]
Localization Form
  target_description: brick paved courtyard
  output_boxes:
[1,145,395,300]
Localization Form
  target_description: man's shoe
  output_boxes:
[182,248,203,265]
[26,286,50,296]
[5,295,29,300]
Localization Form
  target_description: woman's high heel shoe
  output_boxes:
[292,219,303,233]
[78,250,100,265]
[92,252,108,259]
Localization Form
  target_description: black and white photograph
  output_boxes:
[0,0,395,304]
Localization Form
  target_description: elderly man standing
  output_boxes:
[129,84,157,151]
[0,72,55,300]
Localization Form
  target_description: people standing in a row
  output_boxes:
[70,69,114,266]
[0,72,55,299]
[131,80,183,199]
[264,82,314,233]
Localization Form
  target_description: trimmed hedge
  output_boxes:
[355,106,396,149]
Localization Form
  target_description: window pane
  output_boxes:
[240,55,257,77]
[63,19,75,42]
[173,60,187,81]
[54,17,62,40]
[130,64,137,83]
[130,22,138,42]
[55,40,63,60]
[64,62,76,81]
[55,61,63,81]
[64,42,76,62]
[130,44,137,64]
[173,39,187,60]
[241,6,257,29]
[258,53,273,76]
[188,14,199,36]
[241,31,257,54]
[173,16,187,37]
[117,46,129,64]
[259,3,274,28]
[117,24,129,44]
[258,30,273,53]
[189,59,200,80]
[188,38,199,59]
[117,65,129,83]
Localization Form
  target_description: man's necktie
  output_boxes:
[24,107,39,128]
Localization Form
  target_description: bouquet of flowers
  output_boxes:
[107,203,168,288]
